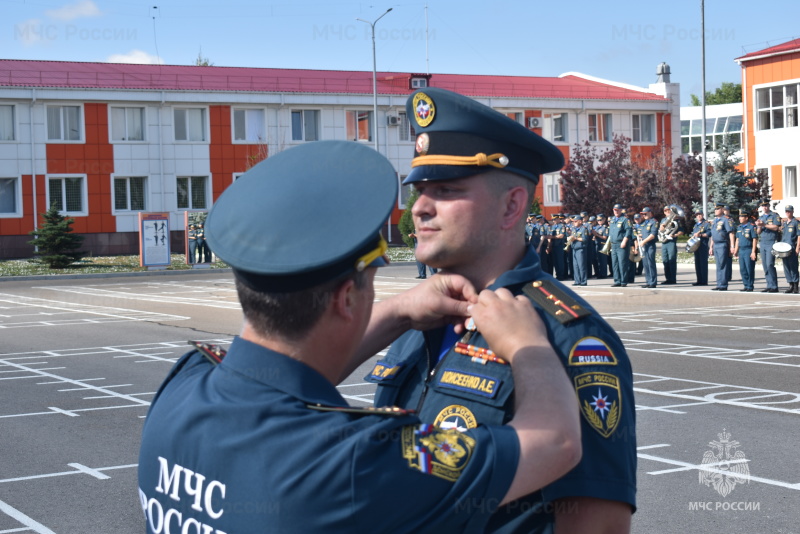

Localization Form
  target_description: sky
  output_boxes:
[2,0,799,105]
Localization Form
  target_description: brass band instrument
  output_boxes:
[629,236,642,263]
[599,236,612,255]
[564,234,576,251]
[685,236,701,253]
[658,204,686,243]
[772,242,792,258]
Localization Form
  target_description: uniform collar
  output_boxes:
[219,337,347,407]
[489,246,542,289]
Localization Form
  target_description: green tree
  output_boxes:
[28,204,85,268]
[695,140,758,215]
[398,188,419,248]
[194,49,213,66]
[690,82,742,106]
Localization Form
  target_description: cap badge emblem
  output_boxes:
[416,133,430,155]
[413,92,436,127]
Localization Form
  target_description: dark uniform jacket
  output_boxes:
[367,248,637,532]
[139,338,519,534]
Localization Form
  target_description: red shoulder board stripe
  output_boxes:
[189,340,227,365]
[522,279,592,325]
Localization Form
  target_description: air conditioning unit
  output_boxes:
[387,115,400,126]
[527,117,543,129]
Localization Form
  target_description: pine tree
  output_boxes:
[28,204,85,268]
[398,188,419,248]
[698,141,752,214]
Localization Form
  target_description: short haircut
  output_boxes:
[482,170,536,231]
[235,270,367,341]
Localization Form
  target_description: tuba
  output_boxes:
[658,204,685,242]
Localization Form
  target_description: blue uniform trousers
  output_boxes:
[661,241,678,283]
[760,243,779,289]
[188,240,197,263]
[694,245,709,284]
[553,247,566,280]
[713,242,730,289]
[572,247,587,285]
[738,251,756,290]
[642,244,657,286]
[597,248,609,278]
[611,243,628,285]
[784,252,799,283]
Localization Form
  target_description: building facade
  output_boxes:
[0,60,679,258]
[737,38,800,213]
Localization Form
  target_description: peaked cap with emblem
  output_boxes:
[403,87,564,185]
[206,141,397,292]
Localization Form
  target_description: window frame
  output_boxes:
[290,109,321,142]
[111,175,148,213]
[109,106,146,143]
[755,82,800,131]
[398,111,416,142]
[411,78,428,89]
[46,174,88,216]
[631,113,656,144]
[0,104,17,142]
[588,113,613,142]
[550,113,569,144]
[0,175,23,217]
[176,175,210,211]
[232,107,267,144]
[785,166,798,199]
[345,109,374,143]
[46,104,84,143]
[542,173,561,206]
[173,107,209,143]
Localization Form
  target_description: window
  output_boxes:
[398,112,416,142]
[0,177,21,216]
[0,105,15,141]
[680,115,742,154]
[552,113,568,143]
[543,173,560,205]
[786,166,798,199]
[113,176,147,211]
[177,176,208,210]
[588,113,612,142]
[291,110,319,141]
[632,114,655,143]
[756,83,799,131]
[111,107,145,141]
[174,108,206,142]
[399,176,412,208]
[346,110,373,142]
[411,78,428,88]
[48,176,86,215]
[233,108,265,143]
[47,105,81,141]
[504,112,523,124]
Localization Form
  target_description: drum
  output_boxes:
[685,237,701,253]
[772,242,792,258]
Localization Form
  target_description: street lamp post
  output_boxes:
[357,8,392,153]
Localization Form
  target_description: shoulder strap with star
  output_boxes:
[521,279,593,325]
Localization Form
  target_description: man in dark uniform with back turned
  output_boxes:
[137,140,582,533]
[350,88,636,533]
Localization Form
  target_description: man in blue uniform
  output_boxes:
[756,200,782,292]
[659,205,684,285]
[638,207,658,288]
[709,203,735,291]
[138,141,582,534]
[352,88,636,533]
[570,214,588,286]
[734,210,758,292]
[594,214,610,279]
[691,211,711,286]
[780,205,800,293]
[609,203,633,287]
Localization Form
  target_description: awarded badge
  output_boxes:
[433,404,478,432]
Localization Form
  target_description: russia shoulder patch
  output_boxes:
[401,424,475,482]
[568,337,618,366]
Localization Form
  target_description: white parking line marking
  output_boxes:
[0,498,56,534]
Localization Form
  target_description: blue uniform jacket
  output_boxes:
[139,338,519,534]
[367,248,637,532]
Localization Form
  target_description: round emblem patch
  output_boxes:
[413,92,436,127]
[433,404,477,432]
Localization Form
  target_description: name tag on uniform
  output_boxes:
[437,369,500,398]
[368,362,403,381]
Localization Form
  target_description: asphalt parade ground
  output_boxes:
[0,262,798,534]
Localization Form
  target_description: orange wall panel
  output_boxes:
[772,165,783,198]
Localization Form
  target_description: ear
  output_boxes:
[500,186,529,230]
[331,278,357,322]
